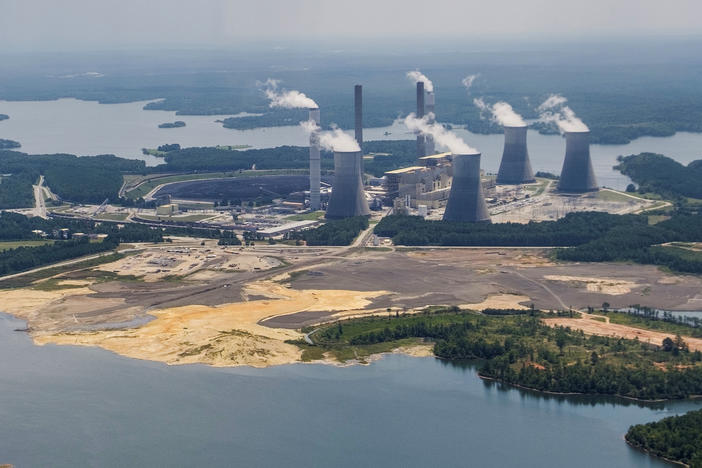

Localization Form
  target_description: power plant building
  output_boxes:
[558,131,598,192]
[496,125,535,184]
[326,150,371,219]
[384,153,453,208]
[443,153,491,223]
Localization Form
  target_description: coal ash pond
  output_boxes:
[152,175,332,201]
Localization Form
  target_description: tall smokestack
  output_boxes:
[424,91,436,156]
[416,82,425,158]
[558,131,598,192]
[354,85,363,151]
[325,150,370,219]
[496,126,535,184]
[308,108,321,210]
[443,153,491,223]
[354,84,364,176]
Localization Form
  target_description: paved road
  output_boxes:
[32,175,48,219]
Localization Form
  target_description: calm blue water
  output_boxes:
[0,313,699,467]
[2,99,702,190]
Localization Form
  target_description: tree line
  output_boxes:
[626,409,702,467]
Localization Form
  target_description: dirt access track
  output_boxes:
[544,313,702,351]
[3,244,702,367]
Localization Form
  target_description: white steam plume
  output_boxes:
[406,70,434,93]
[537,94,588,132]
[473,98,526,127]
[461,74,479,93]
[261,78,318,109]
[403,113,477,154]
[299,120,360,152]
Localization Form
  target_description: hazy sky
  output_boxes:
[2,0,701,51]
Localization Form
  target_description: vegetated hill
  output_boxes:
[160,146,332,172]
[0,150,146,206]
[626,409,702,467]
[375,212,702,273]
[615,153,702,198]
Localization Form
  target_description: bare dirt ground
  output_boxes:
[544,313,702,352]
[4,245,702,367]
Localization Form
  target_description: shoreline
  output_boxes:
[624,438,689,467]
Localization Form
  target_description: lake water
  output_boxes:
[2,99,702,190]
[1,312,699,468]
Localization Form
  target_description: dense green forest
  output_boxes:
[0,139,21,149]
[0,150,146,206]
[626,409,702,467]
[374,212,642,247]
[160,145,332,172]
[293,216,369,246]
[374,212,702,273]
[0,172,34,209]
[616,153,702,199]
[308,308,702,400]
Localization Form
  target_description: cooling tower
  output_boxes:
[424,91,436,156]
[496,125,535,184]
[325,150,371,219]
[558,131,598,192]
[308,108,321,210]
[416,82,425,158]
[443,153,491,223]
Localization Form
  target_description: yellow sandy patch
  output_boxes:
[0,287,93,318]
[544,275,637,295]
[461,293,531,311]
[33,281,389,368]
[543,316,702,352]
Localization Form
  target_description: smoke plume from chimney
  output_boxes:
[406,70,434,92]
[402,113,477,155]
[261,78,318,109]
[474,98,526,127]
[461,74,479,93]
[300,121,360,152]
[537,94,588,133]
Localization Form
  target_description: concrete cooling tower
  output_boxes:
[443,153,491,223]
[308,108,321,210]
[416,81,425,158]
[325,150,370,219]
[496,125,535,184]
[558,130,598,192]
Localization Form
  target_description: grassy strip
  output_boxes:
[0,252,126,289]
[0,240,55,251]
[602,310,702,338]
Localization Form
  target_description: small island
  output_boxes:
[158,121,186,129]
[0,138,21,149]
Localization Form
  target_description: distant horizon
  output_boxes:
[2,0,702,53]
